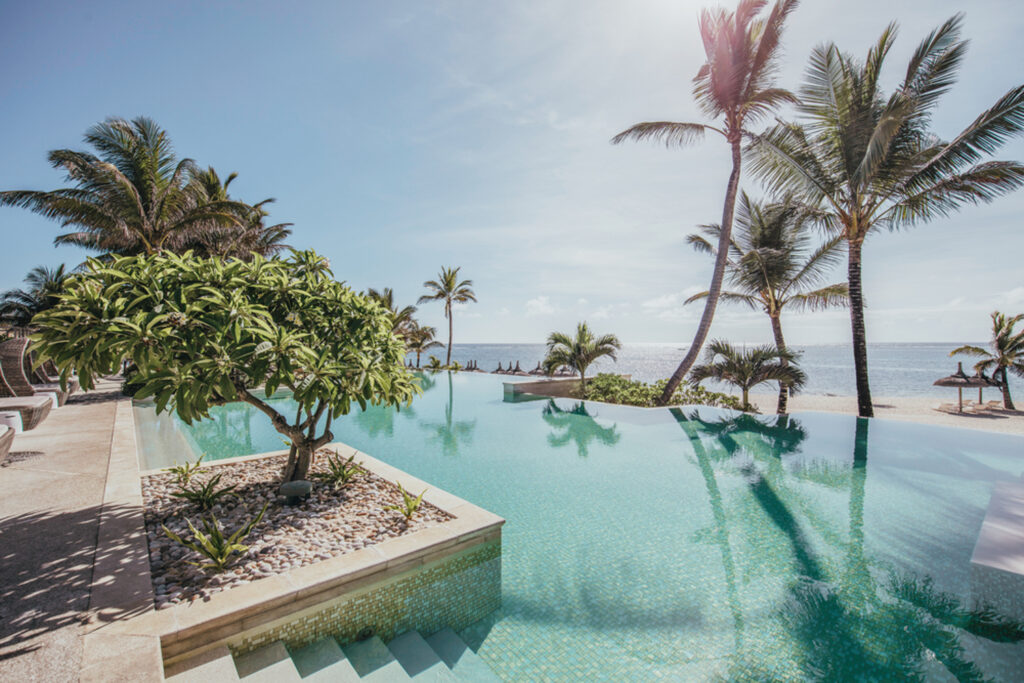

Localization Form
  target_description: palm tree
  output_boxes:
[749,16,1024,417]
[404,321,443,368]
[367,287,418,339]
[689,339,805,411]
[0,117,254,255]
[417,267,476,366]
[951,311,1024,409]
[686,193,847,413]
[543,322,622,392]
[0,264,69,327]
[613,0,800,407]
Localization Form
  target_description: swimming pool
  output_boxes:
[135,371,1024,680]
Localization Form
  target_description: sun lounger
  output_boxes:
[0,396,52,430]
[0,338,68,405]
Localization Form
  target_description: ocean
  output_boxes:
[430,342,1020,400]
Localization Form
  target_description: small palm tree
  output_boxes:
[690,339,806,412]
[686,193,847,413]
[0,264,69,327]
[613,0,800,406]
[750,16,1024,416]
[543,322,622,392]
[951,312,1024,409]
[417,267,476,366]
[367,287,418,339]
[404,322,443,368]
[1,117,254,255]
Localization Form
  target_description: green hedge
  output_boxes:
[580,373,744,410]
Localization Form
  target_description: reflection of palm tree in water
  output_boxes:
[420,372,475,457]
[541,400,620,458]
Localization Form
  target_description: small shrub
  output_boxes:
[165,454,205,489]
[580,373,743,410]
[446,361,463,371]
[384,484,426,521]
[171,472,237,511]
[163,504,268,572]
[312,450,365,489]
[425,356,442,372]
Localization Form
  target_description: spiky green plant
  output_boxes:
[0,264,70,328]
[170,472,237,511]
[749,15,1024,416]
[613,0,801,406]
[384,484,427,521]
[689,339,806,411]
[404,321,443,368]
[367,287,418,339]
[418,266,477,366]
[543,322,622,391]
[163,504,268,572]
[164,454,206,489]
[311,451,365,489]
[425,355,443,372]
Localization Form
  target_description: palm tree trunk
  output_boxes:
[416,351,421,368]
[446,304,453,367]
[770,313,788,415]
[997,367,1015,409]
[742,387,750,410]
[657,139,743,406]
[847,241,873,418]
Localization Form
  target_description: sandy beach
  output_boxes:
[749,393,1024,436]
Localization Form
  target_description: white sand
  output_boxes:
[748,393,1024,436]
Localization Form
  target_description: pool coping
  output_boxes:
[82,419,504,678]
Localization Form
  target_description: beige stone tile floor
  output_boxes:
[0,378,123,682]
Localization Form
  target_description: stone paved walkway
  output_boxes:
[0,379,123,682]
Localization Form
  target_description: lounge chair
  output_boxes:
[0,425,12,461]
[0,338,68,405]
[494,363,504,374]
[0,395,52,430]
[986,400,1003,410]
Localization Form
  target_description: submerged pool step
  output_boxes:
[386,631,458,681]
[425,628,501,682]
[291,637,360,681]
[342,636,411,682]
[235,641,301,681]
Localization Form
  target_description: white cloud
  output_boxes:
[577,298,588,305]
[525,295,557,316]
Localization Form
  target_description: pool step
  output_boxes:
[165,646,240,682]
[218,628,499,681]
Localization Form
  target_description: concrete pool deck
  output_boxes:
[0,377,131,682]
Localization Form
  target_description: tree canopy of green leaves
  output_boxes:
[32,249,417,481]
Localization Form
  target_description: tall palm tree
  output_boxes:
[0,264,69,327]
[749,16,1024,416]
[690,339,805,411]
[543,322,622,392]
[0,117,253,255]
[613,0,800,406]
[686,193,848,413]
[417,267,476,366]
[404,321,443,368]
[367,287,418,339]
[951,311,1024,409]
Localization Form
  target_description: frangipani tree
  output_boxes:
[32,250,418,482]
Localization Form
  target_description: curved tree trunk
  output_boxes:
[847,241,873,418]
[657,139,743,406]
[770,313,789,414]
[997,367,1015,409]
[281,442,315,482]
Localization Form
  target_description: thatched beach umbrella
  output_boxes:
[933,362,995,412]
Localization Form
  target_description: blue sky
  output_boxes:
[1,0,1022,344]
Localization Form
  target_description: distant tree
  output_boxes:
[613,0,800,406]
[543,322,622,392]
[951,311,1024,409]
[405,321,443,368]
[690,339,806,412]
[418,267,476,366]
[367,287,418,339]
[749,15,1024,417]
[0,264,69,327]
[686,193,847,413]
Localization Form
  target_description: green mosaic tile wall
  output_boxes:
[231,539,501,655]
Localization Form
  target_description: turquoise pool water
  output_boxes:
[135,372,1024,680]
